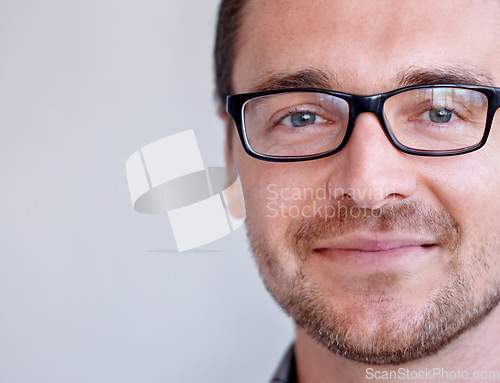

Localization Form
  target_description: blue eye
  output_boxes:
[282,112,326,127]
[291,112,316,127]
[429,108,453,123]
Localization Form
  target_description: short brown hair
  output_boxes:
[214,0,248,107]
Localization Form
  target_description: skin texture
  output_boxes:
[223,0,500,381]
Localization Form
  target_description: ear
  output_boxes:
[218,106,245,220]
[218,105,234,169]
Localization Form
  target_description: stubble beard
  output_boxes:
[247,200,500,364]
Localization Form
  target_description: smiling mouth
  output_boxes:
[310,244,439,274]
[315,243,437,253]
[313,233,437,252]
[309,233,440,269]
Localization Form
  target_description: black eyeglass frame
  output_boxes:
[226,84,500,162]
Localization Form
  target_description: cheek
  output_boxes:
[423,153,500,238]
[232,143,328,241]
[426,152,500,298]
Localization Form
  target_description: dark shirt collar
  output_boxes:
[270,344,297,383]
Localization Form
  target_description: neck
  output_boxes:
[294,304,500,383]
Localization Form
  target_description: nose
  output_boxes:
[328,112,417,209]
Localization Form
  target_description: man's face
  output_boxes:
[228,0,500,364]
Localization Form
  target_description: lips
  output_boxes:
[311,236,438,272]
[312,233,438,265]
[314,232,437,252]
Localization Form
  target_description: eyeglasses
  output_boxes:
[226,84,500,162]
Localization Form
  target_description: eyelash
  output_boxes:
[411,103,468,121]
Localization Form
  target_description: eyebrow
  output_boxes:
[248,65,495,95]
[250,68,339,93]
[396,65,495,88]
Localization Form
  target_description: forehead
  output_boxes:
[232,0,500,94]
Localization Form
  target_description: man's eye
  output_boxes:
[282,112,326,127]
[427,108,458,123]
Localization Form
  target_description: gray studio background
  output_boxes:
[0,1,293,382]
